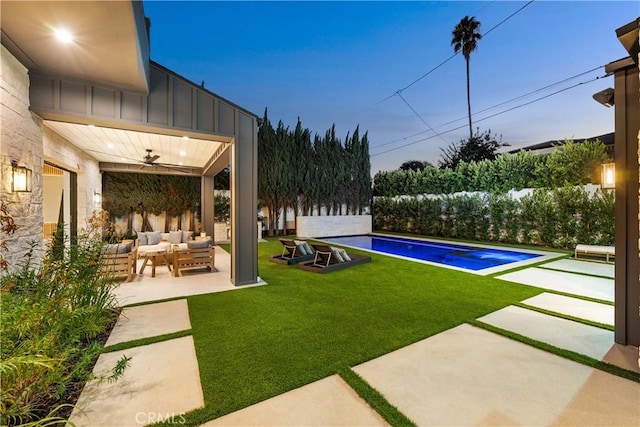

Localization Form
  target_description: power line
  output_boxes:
[371,74,606,157]
[370,64,606,150]
[382,0,535,101]
[397,92,448,144]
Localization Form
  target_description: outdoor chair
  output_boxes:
[269,238,315,265]
[298,243,371,273]
[100,240,138,282]
[172,240,216,277]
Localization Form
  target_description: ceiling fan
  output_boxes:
[87,148,193,172]
[142,149,161,165]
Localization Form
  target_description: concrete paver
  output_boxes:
[202,375,388,426]
[541,258,614,278]
[497,267,614,301]
[105,299,191,347]
[521,292,614,326]
[70,336,204,427]
[354,324,639,426]
[478,305,615,360]
[114,246,265,306]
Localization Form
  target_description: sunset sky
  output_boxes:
[143,1,637,173]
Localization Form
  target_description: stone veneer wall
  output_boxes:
[1,46,102,271]
[1,45,44,271]
[296,215,372,238]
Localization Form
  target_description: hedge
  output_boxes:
[372,186,614,249]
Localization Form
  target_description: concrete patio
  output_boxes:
[70,253,639,426]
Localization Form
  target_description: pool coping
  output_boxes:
[317,233,566,276]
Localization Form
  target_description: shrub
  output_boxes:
[0,210,127,425]
[372,186,614,249]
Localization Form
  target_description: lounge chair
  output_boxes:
[574,244,615,263]
[269,238,315,265]
[298,243,371,273]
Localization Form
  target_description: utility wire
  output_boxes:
[371,74,606,157]
[370,65,606,150]
[381,0,535,101]
[396,92,448,144]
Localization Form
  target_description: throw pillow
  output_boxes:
[293,240,308,255]
[161,233,170,242]
[147,231,162,245]
[182,230,193,243]
[338,248,352,261]
[303,242,313,255]
[330,247,344,263]
[169,231,182,244]
[137,232,148,246]
[103,242,132,254]
[187,238,212,249]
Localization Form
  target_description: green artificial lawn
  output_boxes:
[177,237,544,425]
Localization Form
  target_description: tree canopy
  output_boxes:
[257,109,371,235]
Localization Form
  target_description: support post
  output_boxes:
[229,111,258,285]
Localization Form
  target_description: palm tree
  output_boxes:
[451,16,482,140]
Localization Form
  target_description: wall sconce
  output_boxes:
[592,88,614,108]
[93,191,102,206]
[601,162,615,189]
[11,160,32,192]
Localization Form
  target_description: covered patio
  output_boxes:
[1,1,259,285]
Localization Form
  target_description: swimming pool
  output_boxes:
[320,234,559,275]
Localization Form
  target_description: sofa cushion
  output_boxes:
[187,239,212,249]
[103,241,132,254]
[137,232,148,246]
[182,230,193,243]
[147,231,162,245]
[138,242,171,255]
[169,231,183,244]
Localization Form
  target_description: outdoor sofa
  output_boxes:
[574,244,615,263]
[298,243,371,273]
[137,230,194,261]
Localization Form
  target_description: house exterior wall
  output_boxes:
[1,45,44,271]
[42,126,102,229]
[1,46,102,271]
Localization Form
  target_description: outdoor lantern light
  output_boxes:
[601,162,615,189]
[592,88,614,108]
[11,160,32,192]
[93,191,102,206]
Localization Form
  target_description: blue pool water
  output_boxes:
[321,235,541,271]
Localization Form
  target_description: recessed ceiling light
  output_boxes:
[54,28,73,44]
[179,150,186,156]
[87,124,95,128]
[182,136,189,140]
[178,162,184,166]
[107,143,114,149]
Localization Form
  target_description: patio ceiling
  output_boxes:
[43,120,229,174]
[0,1,149,93]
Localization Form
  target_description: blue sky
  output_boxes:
[143,1,638,174]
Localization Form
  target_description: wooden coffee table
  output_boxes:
[139,249,172,278]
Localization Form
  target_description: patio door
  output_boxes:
[42,163,77,243]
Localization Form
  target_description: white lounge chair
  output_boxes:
[574,244,615,263]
